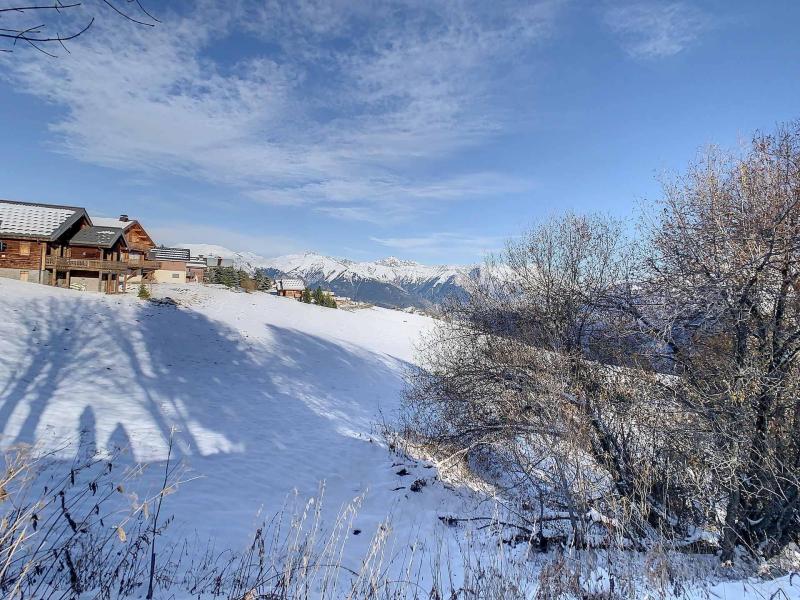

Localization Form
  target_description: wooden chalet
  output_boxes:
[276,278,305,299]
[92,214,157,283]
[0,199,161,293]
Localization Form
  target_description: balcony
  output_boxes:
[45,257,162,272]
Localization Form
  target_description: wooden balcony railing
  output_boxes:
[45,257,162,272]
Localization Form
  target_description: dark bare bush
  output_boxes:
[631,124,800,560]
[0,444,181,599]
[403,122,800,563]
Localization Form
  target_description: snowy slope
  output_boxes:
[0,279,797,598]
[0,278,467,560]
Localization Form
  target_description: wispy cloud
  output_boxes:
[148,222,302,257]
[371,231,504,259]
[1,0,558,221]
[602,1,710,59]
[247,172,535,222]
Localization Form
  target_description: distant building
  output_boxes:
[275,278,305,299]
[205,255,234,268]
[148,247,190,284]
[186,256,208,283]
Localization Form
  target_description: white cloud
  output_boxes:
[602,1,710,59]
[371,231,503,258]
[246,172,535,222]
[1,0,559,221]
[148,223,302,258]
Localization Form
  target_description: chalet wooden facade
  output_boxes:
[276,278,305,299]
[0,200,161,293]
[0,199,90,285]
[92,215,158,284]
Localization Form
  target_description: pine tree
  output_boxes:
[253,269,272,291]
[301,288,312,303]
[137,283,150,300]
[217,266,239,288]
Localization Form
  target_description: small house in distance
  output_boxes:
[275,278,305,299]
[186,256,208,283]
[205,255,234,268]
[148,247,190,284]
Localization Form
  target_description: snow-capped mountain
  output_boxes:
[180,244,475,309]
[262,253,476,308]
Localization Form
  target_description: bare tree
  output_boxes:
[403,122,800,563]
[626,123,800,560]
[402,213,676,547]
[0,0,158,56]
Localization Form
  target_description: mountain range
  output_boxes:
[182,244,475,309]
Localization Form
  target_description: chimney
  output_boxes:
[119,214,130,222]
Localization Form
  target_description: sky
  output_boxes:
[1,0,799,265]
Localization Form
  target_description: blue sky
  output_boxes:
[1,0,798,264]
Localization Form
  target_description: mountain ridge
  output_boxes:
[180,244,475,309]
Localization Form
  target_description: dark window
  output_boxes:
[0,241,6,251]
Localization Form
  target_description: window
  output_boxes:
[0,241,6,252]
[20,242,30,256]
[172,273,180,278]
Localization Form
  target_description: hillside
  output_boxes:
[1,279,796,598]
[181,244,475,309]
[0,278,468,560]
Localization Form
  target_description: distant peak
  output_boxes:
[375,256,420,267]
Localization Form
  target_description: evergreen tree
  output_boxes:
[323,294,337,309]
[301,288,312,303]
[312,286,324,305]
[137,283,150,300]
[205,266,219,284]
[253,269,272,291]
[216,266,239,288]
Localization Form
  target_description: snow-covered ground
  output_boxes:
[0,278,797,598]
[0,278,465,559]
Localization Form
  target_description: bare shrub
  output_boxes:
[402,122,800,565]
[0,443,181,599]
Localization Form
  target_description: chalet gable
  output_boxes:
[92,215,156,253]
[69,226,128,249]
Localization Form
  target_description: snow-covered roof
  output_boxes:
[92,216,135,231]
[187,258,208,269]
[0,199,86,240]
[276,278,305,291]
[69,226,127,248]
[148,247,190,262]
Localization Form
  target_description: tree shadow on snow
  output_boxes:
[0,295,410,468]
